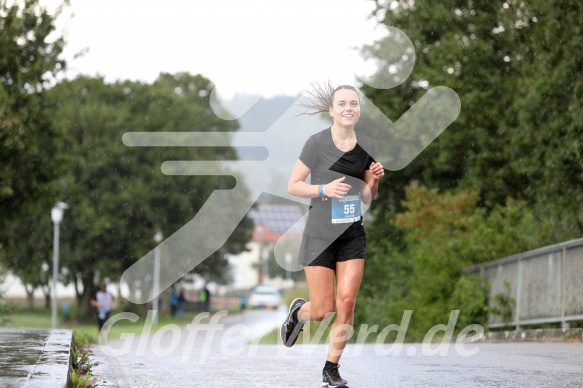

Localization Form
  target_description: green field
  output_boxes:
[2,305,241,344]
[1,287,333,346]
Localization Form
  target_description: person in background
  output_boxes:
[239,291,247,314]
[169,287,179,317]
[90,283,116,342]
[177,289,186,319]
[200,284,211,313]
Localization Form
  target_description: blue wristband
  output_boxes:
[319,184,324,196]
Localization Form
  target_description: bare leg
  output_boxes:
[297,266,335,322]
[327,259,364,363]
[98,325,108,344]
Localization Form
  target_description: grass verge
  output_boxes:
[5,307,242,344]
[68,331,97,388]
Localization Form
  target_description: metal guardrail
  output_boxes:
[464,237,583,329]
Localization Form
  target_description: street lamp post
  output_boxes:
[152,231,163,325]
[51,202,68,329]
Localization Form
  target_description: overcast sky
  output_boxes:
[42,0,387,98]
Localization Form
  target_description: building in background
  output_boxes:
[227,202,305,291]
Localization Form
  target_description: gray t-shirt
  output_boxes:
[95,290,114,314]
[299,128,376,239]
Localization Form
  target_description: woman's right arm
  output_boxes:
[288,160,319,198]
[288,160,351,199]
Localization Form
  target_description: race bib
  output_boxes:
[331,194,362,224]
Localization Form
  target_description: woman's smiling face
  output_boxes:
[329,88,360,127]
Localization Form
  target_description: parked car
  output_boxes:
[247,285,281,309]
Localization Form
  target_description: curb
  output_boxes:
[477,328,583,343]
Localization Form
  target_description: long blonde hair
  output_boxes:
[297,81,358,116]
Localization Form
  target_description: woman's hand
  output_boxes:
[369,162,384,181]
[361,162,384,204]
[323,176,351,198]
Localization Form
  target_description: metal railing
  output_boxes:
[464,237,583,329]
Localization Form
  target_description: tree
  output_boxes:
[361,1,526,204]
[0,0,69,308]
[356,0,582,337]
[507,0,583,236]
[362,0,582,225]
[0,0,67,237]
[357,183,556,340]
[4,213,53,310]
[47,73,253,319]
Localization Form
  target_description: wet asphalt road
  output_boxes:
[90,307,583,387]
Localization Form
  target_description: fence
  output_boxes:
[463,238,583,329]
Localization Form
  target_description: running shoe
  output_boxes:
[280,297,306,347]
[322,364,348,388]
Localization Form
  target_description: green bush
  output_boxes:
[490,281,516,325]
[449,275,489,329]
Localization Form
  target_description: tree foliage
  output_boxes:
[0,0,67,259]
[3,213,53,309]
[363,0,582,214]
[0,0,69,304]
[358,184,557,339]
[46,73,252,318]
[357,0,582,336]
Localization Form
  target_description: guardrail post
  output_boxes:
[561,246,569,329]
[515,258,522,330]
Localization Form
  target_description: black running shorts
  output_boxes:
[299,231,366,270]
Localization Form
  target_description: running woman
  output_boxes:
[280,83,384,388]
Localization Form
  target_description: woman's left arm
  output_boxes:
[361,162,384,204]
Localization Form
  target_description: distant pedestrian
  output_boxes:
[239,292,247,314]
[90,284,116,342]
[200,285,211,313]
[62,303,71,323]
[169,288,179,317]
[177,289,186,319]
